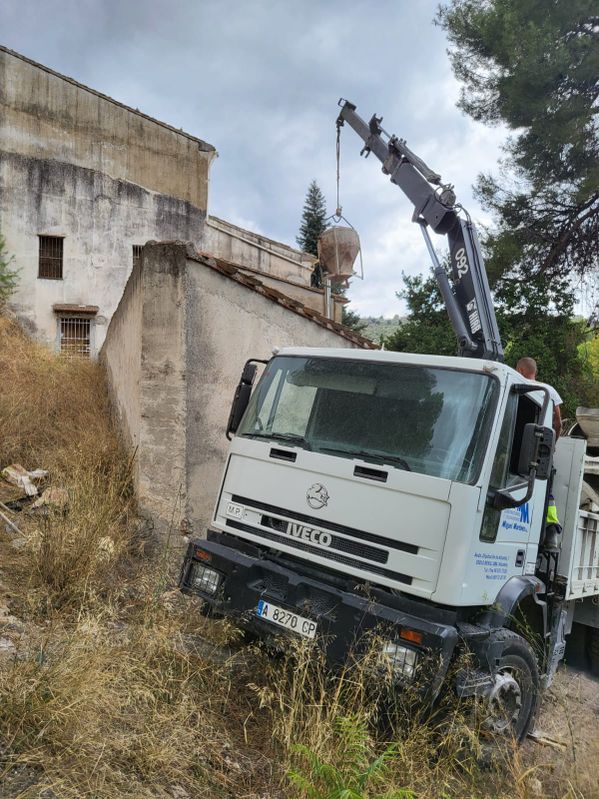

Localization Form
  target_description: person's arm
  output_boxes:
[553,404,562,439]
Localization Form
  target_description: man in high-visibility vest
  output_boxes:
[516,357,563,548]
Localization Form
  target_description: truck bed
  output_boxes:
[554,437,599,600]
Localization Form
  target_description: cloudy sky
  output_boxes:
[0,0,508,317]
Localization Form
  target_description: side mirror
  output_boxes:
[226,362,258,439]
[518,424,554,480]
[493,423,554,510]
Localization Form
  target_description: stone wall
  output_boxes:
[100,241,368,538]
[99,253,143,481]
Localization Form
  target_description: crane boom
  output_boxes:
[337,99,504,362]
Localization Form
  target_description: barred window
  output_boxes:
[59,316,90,358]
[38,236,64,279]
[132,245,143,268]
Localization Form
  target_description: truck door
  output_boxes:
[480,391,546,573]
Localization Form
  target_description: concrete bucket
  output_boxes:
[317,226,360,283]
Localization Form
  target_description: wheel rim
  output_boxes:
[484,669,522,734]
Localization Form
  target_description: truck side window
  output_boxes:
[480,392,539,541]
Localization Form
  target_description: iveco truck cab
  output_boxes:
[180,103,599,740]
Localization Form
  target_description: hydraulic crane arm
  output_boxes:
[337,99,504,362]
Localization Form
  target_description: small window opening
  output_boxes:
[59,316,90,358]
[132,245,143,268]
[38,236,63,279]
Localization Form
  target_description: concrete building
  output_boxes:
[1,46,370,535]
[100,242,373,538]
[0,45,345,356]
[0,45,215,355]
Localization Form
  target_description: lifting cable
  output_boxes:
[335,122,342,220]
[324,122,363,279]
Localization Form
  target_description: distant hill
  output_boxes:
[359,315,404,344]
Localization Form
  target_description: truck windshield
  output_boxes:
[237,356,499,484]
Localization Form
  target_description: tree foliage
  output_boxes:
[384,273,455,357]
[297,180,329,257]
[341,304,368,334]
[437,0,599,283]
[384,271,598,417]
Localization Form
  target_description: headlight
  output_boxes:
[191,563,222,596]
[381,641,418,680]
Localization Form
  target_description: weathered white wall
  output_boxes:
[185,251,359,536]
[99,255,143,481]
[0,47,214,353]
[138,246,189,529]
[1,153,206,351]
[101,242,368,539]
[205,216,315,283]
[204,216,346,323]
[0,47,214,207]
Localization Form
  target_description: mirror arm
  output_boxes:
[492,468,537,510]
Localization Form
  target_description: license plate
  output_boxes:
[256,599,317,639]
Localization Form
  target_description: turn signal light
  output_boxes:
[400,628,423,645]
[194,547,212,563]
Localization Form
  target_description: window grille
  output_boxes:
[38,236,64,279]
[132,245,143,267]
[59,316,91,358]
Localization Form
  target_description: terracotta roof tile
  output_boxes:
[187,250,376,350]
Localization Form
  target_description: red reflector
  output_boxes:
[194,548,212,563]
[400,628,423,645]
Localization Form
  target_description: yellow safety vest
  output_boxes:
[546,494,560,526]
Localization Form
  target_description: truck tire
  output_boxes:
[481,629,540,742]
[588,628,599,676]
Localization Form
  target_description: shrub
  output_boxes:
[0,233,19,305]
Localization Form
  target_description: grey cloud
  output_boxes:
[1,0,507,317]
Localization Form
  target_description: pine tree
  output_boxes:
[296,180,328,257]
[437,0,599,283]
[342,304,367,334]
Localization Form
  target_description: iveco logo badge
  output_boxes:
[306,483,329,510]
[285,521,332,548]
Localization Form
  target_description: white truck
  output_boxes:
[180,102,599,741]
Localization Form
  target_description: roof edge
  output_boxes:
[0,44,216,153]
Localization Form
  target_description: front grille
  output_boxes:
[231,494,418,555]
[225,519,412,585]
[261,514,388,564]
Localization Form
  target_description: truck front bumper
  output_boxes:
[180,531,460,697]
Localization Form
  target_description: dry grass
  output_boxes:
[0,316,117,475]
[0,314,598,798]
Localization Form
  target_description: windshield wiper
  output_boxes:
[318,447,411,472]
[242,432,312,450]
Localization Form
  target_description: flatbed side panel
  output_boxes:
[554,437,599,599]
[554,437,586,584]
[567,511,599,599]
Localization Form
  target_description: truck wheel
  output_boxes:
[480,630,540,742]
[588,628,599,676]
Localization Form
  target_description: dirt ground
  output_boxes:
[523,663,599,796]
